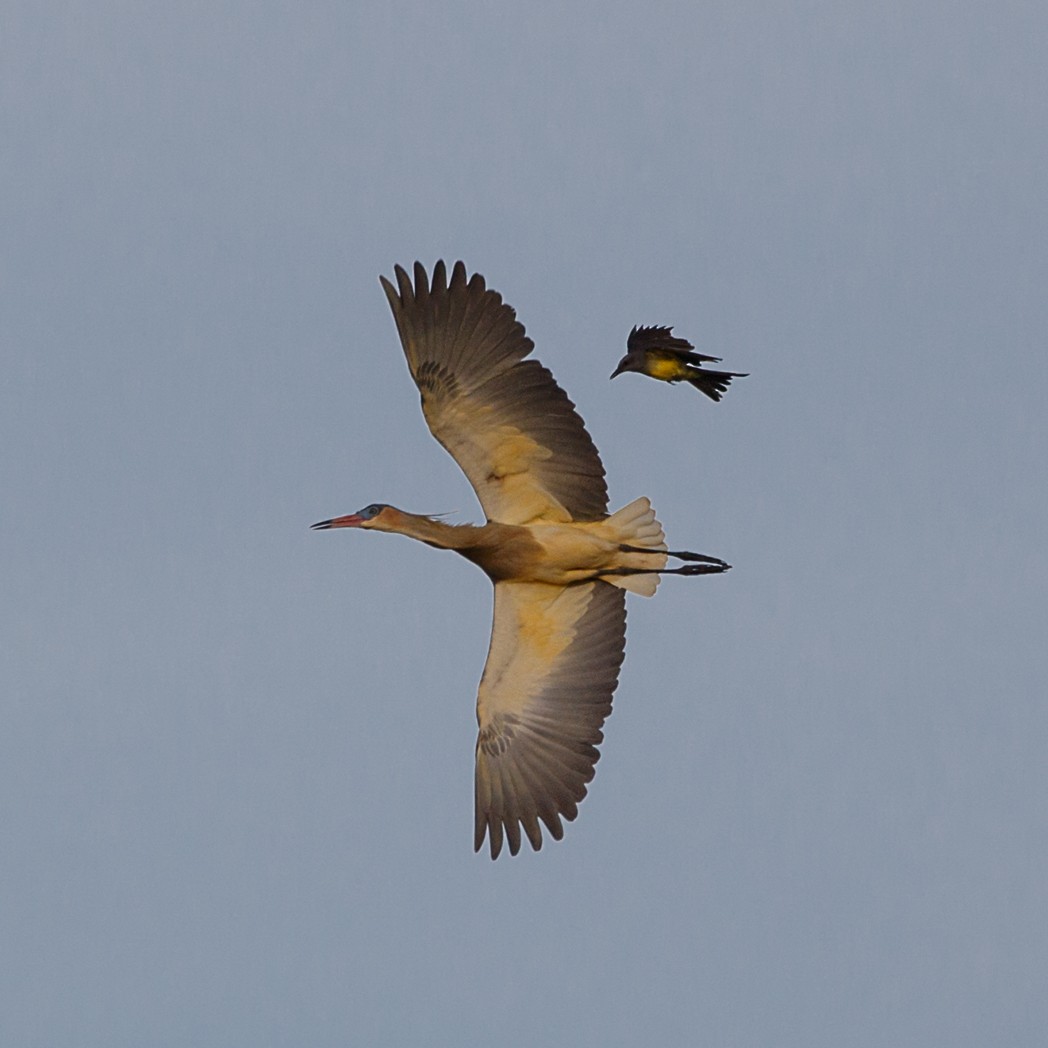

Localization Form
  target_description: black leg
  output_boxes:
[604,563,731,579]
[619,543,729,567]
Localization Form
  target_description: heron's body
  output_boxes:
[313,261,731,858]
[368,503,669,591]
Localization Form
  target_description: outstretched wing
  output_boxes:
[627,324,722,364]
[381,261,608,525]
[474,579,626,858]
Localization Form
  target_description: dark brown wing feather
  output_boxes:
[627,324,722,364]
[381,261,608,524]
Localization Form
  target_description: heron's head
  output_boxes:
[311,502,395,531]
[610,353,640,379]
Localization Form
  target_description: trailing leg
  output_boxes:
[619,543,728,568]
[601,562,731,581]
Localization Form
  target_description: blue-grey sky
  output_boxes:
[4,2,1046,1045]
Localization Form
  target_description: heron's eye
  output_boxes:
[363,504,381,518]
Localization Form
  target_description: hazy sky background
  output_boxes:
[4,2,1046,1045]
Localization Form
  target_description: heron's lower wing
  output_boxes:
[381,261,608,524]
[474,580,626,858]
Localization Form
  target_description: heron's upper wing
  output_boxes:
[381,261,608,525]
[627,324,721,364]
[474,579,626,858]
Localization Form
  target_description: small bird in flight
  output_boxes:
[313,262,732,859]
[611,325,748,402]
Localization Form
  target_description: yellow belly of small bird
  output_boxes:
[646,354,689,381]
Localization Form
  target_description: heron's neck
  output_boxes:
[381,509,484,551]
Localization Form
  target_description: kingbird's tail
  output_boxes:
[685,367,748,402]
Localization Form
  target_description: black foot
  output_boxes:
[667,563,731,576]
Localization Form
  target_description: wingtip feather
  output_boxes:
[431,258,448,293]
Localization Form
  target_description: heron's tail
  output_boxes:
[600,497,667,597]
[685,367,748,402]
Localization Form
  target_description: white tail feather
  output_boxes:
[600,497,668,597]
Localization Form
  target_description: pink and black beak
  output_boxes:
[311,502,387,531]
[310,514,365,530]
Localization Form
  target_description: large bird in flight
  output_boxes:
[313,262,731,858]
[611,324,748,401]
